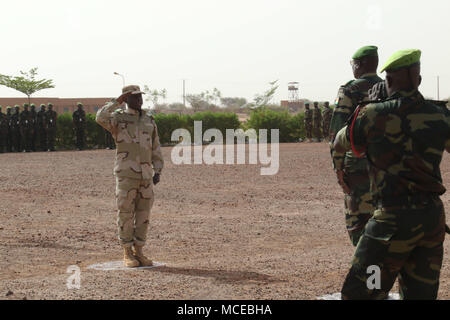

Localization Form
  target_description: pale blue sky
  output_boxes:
[1,0,449,106]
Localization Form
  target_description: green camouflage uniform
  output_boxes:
[334,88,449,300]
[5,107,13,152]
[30,105,37,152]
[322,103,333,141]
[304,105,313,140]
[0,107,7,153]
[312,103,322,141]
[20,106,32,152]
[330,72,383,246]
[73,105,86,150]
[96,98,164,248]
[45,105,57,151]
[11,106,21,152]
[37,105,47,151]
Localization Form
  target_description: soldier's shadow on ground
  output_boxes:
[146,266,284,284]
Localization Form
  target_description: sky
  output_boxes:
[1,0,449,107]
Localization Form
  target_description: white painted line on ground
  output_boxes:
[87,261,165,271]
[317,292,400,300]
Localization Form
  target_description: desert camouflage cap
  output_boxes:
[380,49,421,73]
[122,85,145,95]
[352,45,378,60]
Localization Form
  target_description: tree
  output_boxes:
[220,97,247,110]
[186,88,222,111]
[253,80,279,108]
[143,85,167,108]
[0,68,55,105]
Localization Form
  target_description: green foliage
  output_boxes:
[53,110,306,149]
[56,113,75,149]
[154,111,240,144]
[0,68,54,104]
[246,109,305,142]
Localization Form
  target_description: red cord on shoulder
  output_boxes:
[350,106,366,158]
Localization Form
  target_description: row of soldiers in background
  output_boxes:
[0,103,57,153]
[303,101,333,142]
[0,102,116,153]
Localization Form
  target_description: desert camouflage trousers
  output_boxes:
[341,196,446,300]
[115,177,154,247]
[344,170,374,246]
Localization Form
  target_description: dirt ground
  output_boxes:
[0,143,449,300]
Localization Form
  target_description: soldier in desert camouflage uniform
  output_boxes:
[333,49,450,300]
[322,101,333,141]
[96,85,164,268]
[312,101,322,142]
[330,46,383,246]
[304,102,313,142]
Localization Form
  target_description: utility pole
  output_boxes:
[437,76,440,100]
[183,79,186,107]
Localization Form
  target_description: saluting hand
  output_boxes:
[117,91,132,104]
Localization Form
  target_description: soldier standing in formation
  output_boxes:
[46,103,57,152]
[312,101,322,142]
[5,107,13,152]
[0,106,7,153]
[19,103,33,152]
[333,49,450,300]
[322,101,332,141]
[96,85,164,268]
[329,46,383,246]
[37,104,47,151]
[303,102,313,142]
[11,105,21,152]
[30,104,38,152]
[73,102,86,150]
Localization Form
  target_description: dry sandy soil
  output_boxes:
[0,143,449,300]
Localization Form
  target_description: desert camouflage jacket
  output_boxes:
[329,73,383,171]
[96,99,164,180]
[333,90,450,202]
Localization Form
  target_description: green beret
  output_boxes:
[352,45,378,60]
[380,49,421,73]
[23,103,29,107]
